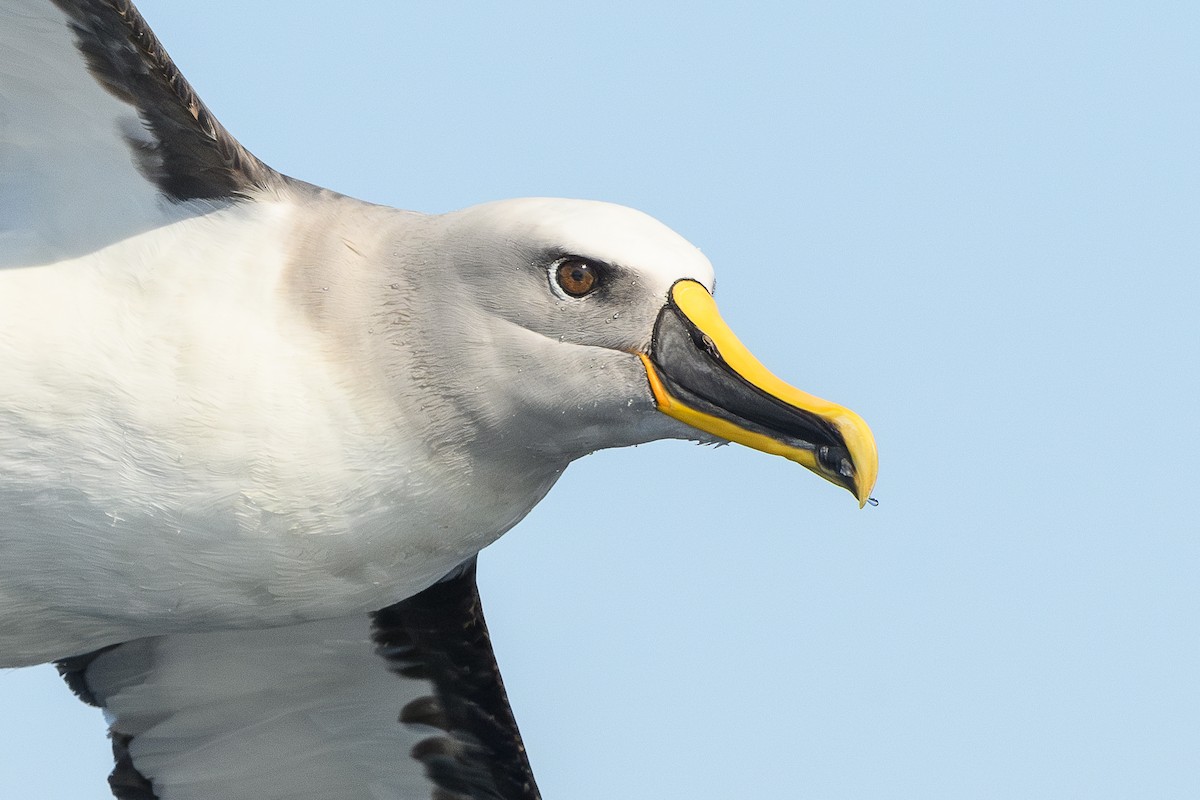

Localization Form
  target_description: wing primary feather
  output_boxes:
[373,558,542,800]
[107,732,159,800]
[54,559,540,800]
[55,647,159,799]
[55,644,117,707]
[49,0,280,201]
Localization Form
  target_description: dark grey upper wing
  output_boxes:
[57,560,541,800]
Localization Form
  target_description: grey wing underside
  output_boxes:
[45,0,277,201]
[57,560,542,800]
[0,0,284,265]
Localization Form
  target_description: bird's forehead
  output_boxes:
[462,198,715,293]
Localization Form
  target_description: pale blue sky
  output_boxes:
[3,2,1198,798]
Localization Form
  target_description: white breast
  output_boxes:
[0,200,558,665]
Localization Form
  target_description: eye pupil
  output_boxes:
[555,259,599,297]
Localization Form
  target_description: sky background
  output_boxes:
[3,1,1198,798]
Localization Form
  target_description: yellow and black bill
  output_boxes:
[639,279,878,506]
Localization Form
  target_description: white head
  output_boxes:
[338,196,875,502]
[396,198,712,460]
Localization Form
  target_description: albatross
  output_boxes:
[0,1,878,797]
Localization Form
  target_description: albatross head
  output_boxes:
[397,197,877,505]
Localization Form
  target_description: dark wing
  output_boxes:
[57,560,541,800]
[0,0,282,264]
[47,0,277,201]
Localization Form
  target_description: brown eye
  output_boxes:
[555,259,600,297]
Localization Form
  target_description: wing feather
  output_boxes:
[0,0,281,266]
[48,0,277,201]
[57,561,542,800]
